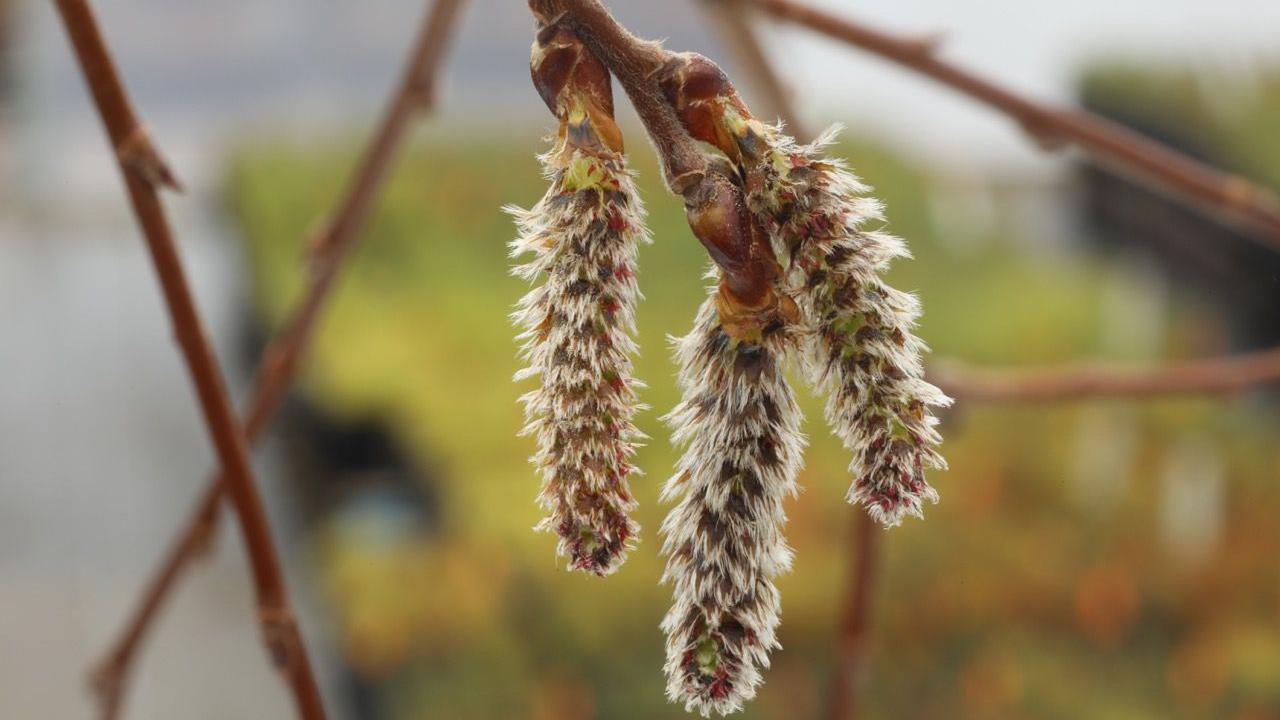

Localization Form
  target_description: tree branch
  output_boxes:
[696,0,809,140]
[933,346,1280,403]
[53,1,328,719]
[827,513,881,720]
[87,0,469,717]
[529,0,789,328]
[530,0,708,191]
[735,0,1280,250]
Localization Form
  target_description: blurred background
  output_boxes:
[1,0,1279,718]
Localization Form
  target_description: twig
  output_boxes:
[529,0,786,320]
[530,0,708,191]
[52,1,328,719]
[734,0,1280,250]
[933,346,1280,403]
[695,0,809,140]
[827,513,880,720]
[87,0,468,716]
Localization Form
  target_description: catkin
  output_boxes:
[660,288,805,715]
[510,26,649,575]
[748,126,950,527]
[657,52,949,528]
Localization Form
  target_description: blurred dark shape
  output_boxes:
[243,305,442,719]
[276,396,444,720]
[1077,65,1280,350]
[235,304,441,529]
[277,398,440,533]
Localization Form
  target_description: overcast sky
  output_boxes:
[11,0,1280,196]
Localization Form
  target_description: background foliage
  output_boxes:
[228,118,1280,718]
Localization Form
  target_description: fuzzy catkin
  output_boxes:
[509,143,649,576]
[660,288,805,716]
[748,126,950,527]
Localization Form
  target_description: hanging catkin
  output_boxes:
[509,26,649,575]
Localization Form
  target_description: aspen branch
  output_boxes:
[933,346,1280,403]
[530,0,708,191]
[695,0,809,140]
[828,513,880,720]
[734,0,1280,250]
[53,1,328,719]
[87,0,468,717]
[528,0,787,324]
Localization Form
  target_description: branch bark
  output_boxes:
[531,0,708,191]
[933,346,1280,403]
[827,513,881,720]
[735,0,1280,250]
[529,0,787,328]
[88,0,469,717]
[52,1,328,719]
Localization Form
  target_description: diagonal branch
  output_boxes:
[695,0,809,140]
[827,513,881,720]
[933,346,1280,403]
[734,0,1280,250]
[53,1,328,719]
[87,0,469,717]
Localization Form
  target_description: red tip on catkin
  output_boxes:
[509,26,649,576]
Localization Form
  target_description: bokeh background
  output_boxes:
[2,1,1279,718]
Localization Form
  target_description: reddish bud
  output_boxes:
[658,53,753,164]
[530,25,624,154]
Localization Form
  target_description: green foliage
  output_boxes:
[227,124,1280,719]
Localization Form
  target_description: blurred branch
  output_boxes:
[695,0,809,140]
[826,347,1280,716]
[734,0,1280,250]
[88,0,469,717]
[52,2,328,719]
[934,346,1280,403]
[828,513,881,720]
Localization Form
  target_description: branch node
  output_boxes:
[1018,115,1069,152]
[903,30,946,56]
[259,606,302,671]
[114,126,184,192]
[88,659,122,707]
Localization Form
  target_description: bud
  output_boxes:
[683,168,778,311]
[658,53,755,167]
[531,24,624,155]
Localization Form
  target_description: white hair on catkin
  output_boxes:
[508,143,650,576]
[659,287,806,715]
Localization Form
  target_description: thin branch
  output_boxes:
[529,0,787,320]
[88,0,469,716]
[530,0,709,192]
[827,513,881,720]
[933,346,1280,403]
[53,1,328,719]
[696,0,809,140]
[735,0,1280,250]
